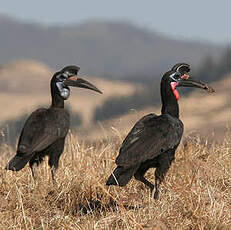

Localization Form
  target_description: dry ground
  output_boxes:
[1,60,231,229]
[0,131,230,229]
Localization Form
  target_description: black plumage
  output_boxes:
[6,65,102,184]
[106,63,214,199]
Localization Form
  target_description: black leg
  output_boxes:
[51,165,57,186]
[31,164,37,180]
[29,155,44,181]
[134,158,159,195]
[48,138,65,186]
[134,171,154,192]
[154,170,164,199]
[153,152,175,199]
[49,157,61,186]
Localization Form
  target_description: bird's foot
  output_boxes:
[52,178,57,187]
[153,190,159,200]
[31,165,38,184]
[51,166,58,187]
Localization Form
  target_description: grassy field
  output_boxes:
[0,60,231,229]
[0,131,230,229]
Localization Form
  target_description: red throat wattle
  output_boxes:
[170,82,180,100]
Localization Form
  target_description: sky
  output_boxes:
[0,0,231,44]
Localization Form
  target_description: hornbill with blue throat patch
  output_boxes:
[6,65,102,184]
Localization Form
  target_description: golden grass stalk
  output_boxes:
[0,131,230,229]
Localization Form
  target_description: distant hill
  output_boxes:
[1,59,231,146]
[0,15,223,79]
[77,73,231,143]
[0,60,141,125]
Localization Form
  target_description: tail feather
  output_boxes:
[5,155,32,171]
[106,166,137,186]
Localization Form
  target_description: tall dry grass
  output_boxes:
[0,131,231,229]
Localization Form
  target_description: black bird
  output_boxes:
[106,63,214,199]
[6,65,102,184]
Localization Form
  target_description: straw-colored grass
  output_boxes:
[0,131,231,230]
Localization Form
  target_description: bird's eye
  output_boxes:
[56,73,67,81]
[60,75,66,80]
[174,73,181,79]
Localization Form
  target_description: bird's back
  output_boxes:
[116,113,183,167]
[17,107,70,155]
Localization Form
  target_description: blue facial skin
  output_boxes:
[56,82,70,100]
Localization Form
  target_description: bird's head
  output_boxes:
[52,65,102,100]
[163,63,215,100]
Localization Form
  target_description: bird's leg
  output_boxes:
[29,164,38,189]
[154,160,173,199]
[153,151,175,199]
[51,166,57,186]
[30,164,37,181]
[153,175,162,200]
[154,167,169,199]
[134,171,154,193]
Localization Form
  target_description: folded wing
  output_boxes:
[116,114,183,168]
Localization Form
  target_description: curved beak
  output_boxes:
[177,77,215,93]
[64,77,103,94]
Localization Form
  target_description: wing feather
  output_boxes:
[115,114,183,167]
[17,108,69,155]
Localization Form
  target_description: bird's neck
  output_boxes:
[160,81,179,118]
[50,87,64,109]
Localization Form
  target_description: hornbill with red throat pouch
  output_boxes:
[106,63,214,199]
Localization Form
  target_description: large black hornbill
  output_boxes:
[106,63,214,199]
[6,65,102,184]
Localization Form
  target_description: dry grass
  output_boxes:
[0,131,231,230]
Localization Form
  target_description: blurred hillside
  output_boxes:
[2,49,231,146]
[0,15,223,79]
[0,60,142,124]
[0,59,144,146]
[77,72,231,143]
[1,15,231,146]
[93,47,231,121]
